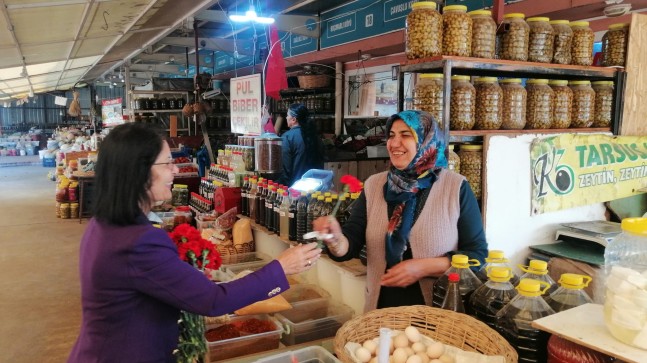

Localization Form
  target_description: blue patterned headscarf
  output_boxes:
[384,110,447,267]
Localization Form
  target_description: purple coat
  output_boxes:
[67,215,289,362]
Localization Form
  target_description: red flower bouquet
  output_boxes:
[169,223,222,272]
[332,174,363,216]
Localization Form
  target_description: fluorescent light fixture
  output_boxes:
[229,8,274,24]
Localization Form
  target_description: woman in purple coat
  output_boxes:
[67,123,321,362]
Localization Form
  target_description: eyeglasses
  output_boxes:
[152,161,176,169]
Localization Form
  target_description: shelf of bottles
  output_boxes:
[275,89,335,114]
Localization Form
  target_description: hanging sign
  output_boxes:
[230,74,262,135]
[54,96,68,106]
[101,98,124,127]
[530,134,647,215]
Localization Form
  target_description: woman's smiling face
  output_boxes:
[387,119,417,170]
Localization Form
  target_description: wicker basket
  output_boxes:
[297,74,330,89]
[216,241,255,256]
[333,305,518,363]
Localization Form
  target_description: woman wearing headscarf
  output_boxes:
[314,110,487,312]
[279,103,324,186]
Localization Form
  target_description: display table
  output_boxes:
[532,303,646,363]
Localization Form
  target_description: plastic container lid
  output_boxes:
[609,23,629,30]
[504,13,525,19]
[527,17,550,22]
[570,21,590,27]
[569,80,591,86]
[558,273,592,290]
[460,144,483,151]
[500,78,522,84]
[469,10,491,16]
[488,267,512,282]
[527,79,549,85]
[592,81,614,86]
[420,73,444,79]
[528,259,548,273]
[412,1,436,10]
[448,272,460,282]
[549,20,570,25]
[486,250,508,262]
[549,80,569,86]
[475,77,498,83]
[173,184,188,188]
[450,254,480,268]
[621,217,647,236]
[517,278,551,296]
[443,5,467,12]
[451,75,471,81]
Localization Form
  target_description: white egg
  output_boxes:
[404,347,415,357]
[363,340,378,355]
[393,334,410,349]
[416,352,430,363]
[369,358,378,363]
[438,354,454,363]
[392,347,409,363]
[405,326,421,343]
[355,347,372,363]
[426,342,445,359]
[411,342,426,353]
[406,354,422,363]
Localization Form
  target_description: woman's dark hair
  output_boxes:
[288,103,323,165]
[92,123,164,225]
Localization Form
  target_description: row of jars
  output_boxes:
[133,97,187,110]
[406,3,628,67]
[274,94,334,113]
[413,74,614,130]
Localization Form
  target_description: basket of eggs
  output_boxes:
[333,305,518,363]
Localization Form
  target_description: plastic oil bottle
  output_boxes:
[256,182,265,225]
[247,178,257,220]
[279,190,290,239]
[441,273,465,313]
[432,254,482,311]
[296,192,309,243]
[518,260,558,298]
[477,250,520,286]
[495,278,556,363]
[288,191,299,241]
[469,266,518,329]
[545,273,593,312]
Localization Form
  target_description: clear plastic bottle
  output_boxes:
[441,273,465,313]
[496,279,556,363]
[603,218,647,349]
[476,250,520,286]
[469,267,518,328]
[306,195,325,238]
[518,260,558,298]
[545,273,593,312]
[432,254,482,311]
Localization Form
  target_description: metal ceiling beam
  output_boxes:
[129,64,186,74]
[136,53,206,66]
[0,0,33,98]
[55,0,96,90]
[160,36,254,55]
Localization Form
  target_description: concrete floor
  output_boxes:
[0,162,85,362]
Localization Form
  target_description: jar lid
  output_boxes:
[451,75,470,81]
[548,80,568,86]
[460,144,483,151]
[469,10,491,16]
[570,21,590,27]
[420,73,444,79]
[569,80,591,86]
[475,77,498,83]
[527,79,549,85]
[527,17,550,22]
[504,13,525,19]
[443,5,467,12]
[412,1,437,10]
[173,184,188,188]
[592,81,614,86]
[549,20,570,25]
[500,78,522,84]
[609,23,630,30]
[621,217,647,236]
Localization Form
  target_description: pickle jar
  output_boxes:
[527,17,554,63]
[569,80,596,128]
[457,144,483,200]
[171,184,189,206]
[469,10,496,59]
[474,77,503,130]
[497,13,530,61]
[413,73,444,122]
[450,75,476,130]
[526,79,554,129]
[406,1,443,59]
[548,80,573,129]
[550,20,573,64]
[500,78,527,130]
[442,5,472,57]
[603,23,629,67]
[448,144,461,174]
[592,81,614,128]
[570,21,594,66]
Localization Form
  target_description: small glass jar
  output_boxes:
[569,80,596,128]
[500,78,527,130]
[474,77,503,130]
[159,98,169,110]
[450,75,476,130]
[406,1,443,59]
[570,21,594,66]
[172,184,189,206]
[497,13,530,61]
[592,81,614,128]
[527,17,554,63]
[442,5,472,57]
[549,80,573,129]
[550,20,573,64]
[526,79,554,129]
[413,73,444,122]
[457,144,483,200]
[469,10,496,59]
[448,144,461,174]
[603,23,629,67]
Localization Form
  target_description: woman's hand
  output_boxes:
[276,242,322,275]
[313,216,348,256]
[380,257,451,287]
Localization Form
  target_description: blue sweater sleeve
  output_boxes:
[279,133,294,185]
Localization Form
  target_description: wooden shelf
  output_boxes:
[449,127,611,142]
[135,109,184,113]
[130,90,191,95]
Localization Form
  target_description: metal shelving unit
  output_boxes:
[129,90,194,135]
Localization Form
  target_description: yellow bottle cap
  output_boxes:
[517,278,551,296]
[621,217,647,236]
[487,267,512,282]
[486,250,508,262]
[451,254,481,268]
[558,273,592,290]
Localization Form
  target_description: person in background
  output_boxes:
[314,110,487,312]
[279,103,324,186]
[67,123,322,363]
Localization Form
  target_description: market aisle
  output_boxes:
[0,165,84,362]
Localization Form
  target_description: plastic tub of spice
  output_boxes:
[276,302,354,346]
[206,314,283,361]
